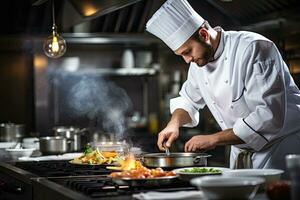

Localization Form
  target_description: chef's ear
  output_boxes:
[198,28,209,41]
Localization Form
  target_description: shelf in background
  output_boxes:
[66,67,158,76]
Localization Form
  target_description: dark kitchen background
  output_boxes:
[1,0,300,166]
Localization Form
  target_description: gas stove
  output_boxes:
[15,160,111,177]
[0,160,196,200]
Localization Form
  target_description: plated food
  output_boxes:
[109,160,177,186]
[180,167,222,174]
[109,160,176,179]
[173,167,231,181]
[70,145,122,165]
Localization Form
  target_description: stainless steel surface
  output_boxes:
[163,142,170,156]
[111,176,178,187]
[0,161,270,200]
[165,147,170,156]
[54,67,157,76]
[0,123,25,142]
[142,153,211,168]
[68,0,143,18]
[0,162,37,200]
[39,136,68,155]
[53,126,87,152]
[63,33,161,44]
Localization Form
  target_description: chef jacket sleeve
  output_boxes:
[233,40,286,151]
[170,64,206,127]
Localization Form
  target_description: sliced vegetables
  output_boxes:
[180,167,222,174]
[71,147,122,165]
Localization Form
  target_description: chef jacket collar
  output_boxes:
[212,26,224,61]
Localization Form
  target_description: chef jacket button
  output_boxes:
[224,57,227,60]
[205,81,208,85]
[225,80,228,84]
[212,101,216,105]
[230,105,233,109]
[220,120,224,123]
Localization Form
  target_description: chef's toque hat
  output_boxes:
[146,0,205,51]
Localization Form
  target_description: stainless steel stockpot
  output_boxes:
[0,123,25,142]
[53,126,87,152]
[141,152,211,168]
[39,136,69,155]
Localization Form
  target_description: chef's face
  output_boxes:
[175,28,214,67]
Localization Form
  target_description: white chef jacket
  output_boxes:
[170,27,300,176]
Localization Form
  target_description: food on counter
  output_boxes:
[70,144,122,165]
[180,167,222,174]
[109,161,176,179]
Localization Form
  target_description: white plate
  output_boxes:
[223,169,284,184]
[191,176,265,199]
[173,167,231,181]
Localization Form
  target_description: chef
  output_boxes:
[146,0,300,176]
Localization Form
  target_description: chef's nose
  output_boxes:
[182,55,193,64]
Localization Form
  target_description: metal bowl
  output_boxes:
[141,152,211,168]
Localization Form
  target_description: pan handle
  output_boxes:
[193,156,202,164]
[193,155,208,165]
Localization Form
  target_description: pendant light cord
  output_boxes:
[52,0,56,26]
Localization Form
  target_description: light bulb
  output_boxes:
[43,26,67,58]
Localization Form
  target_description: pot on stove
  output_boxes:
[39,136,69,155]
[0,123,25,142]
[53,126,87,152]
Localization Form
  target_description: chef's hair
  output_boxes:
[191,20,212,41]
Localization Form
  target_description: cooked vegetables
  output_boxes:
[109,161,176,179]
[83,144,93,155]
[180,167,222,174]
[70,147,122,165]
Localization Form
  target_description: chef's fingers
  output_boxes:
[184,140,189,152]
[188,143,194,152]
[165,133,176,148]
[157,132,167,151]
[184,140,191,152]
[192,144,198,152]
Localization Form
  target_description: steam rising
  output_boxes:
[67,75,132,139]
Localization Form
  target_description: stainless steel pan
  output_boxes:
[141,152,211,168]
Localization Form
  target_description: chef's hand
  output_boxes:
[157,122,179,151]
[184,135,218,152]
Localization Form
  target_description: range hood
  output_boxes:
[68,0,142,19]
[33,0,144,29]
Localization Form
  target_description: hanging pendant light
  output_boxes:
[43,0,66,58]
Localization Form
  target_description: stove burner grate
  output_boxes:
[15,161,111,177]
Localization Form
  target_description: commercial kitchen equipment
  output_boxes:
[0,160,269,200]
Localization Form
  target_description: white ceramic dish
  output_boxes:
[173,167,231,181]
[22,137,40,150]
[0,142,17,149]
[223,169,284,184]
[5,148,35,160]
[191,176,265,200]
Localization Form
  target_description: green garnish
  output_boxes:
[83,144,93,155]
[180,167,222,174]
